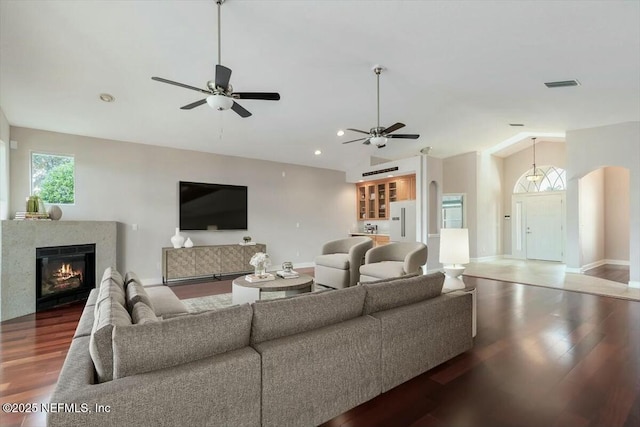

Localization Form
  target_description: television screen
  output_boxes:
[179,181,248,231]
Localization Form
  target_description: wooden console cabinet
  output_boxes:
[162,243,266,283]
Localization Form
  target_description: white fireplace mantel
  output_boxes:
[0,220,117,321]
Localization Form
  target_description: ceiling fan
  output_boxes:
[151,0,280,118]
[342,66,419,148]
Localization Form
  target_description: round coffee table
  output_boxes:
[231,273,314,305]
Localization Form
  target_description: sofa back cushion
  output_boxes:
[125,281,155,313]
[95,268,126,313]
[131,301,159,324]
[362,272,445,315]
[111,304,253,379]
[250,286,366,345]
[124,270,142,289]
[89,297,132,383]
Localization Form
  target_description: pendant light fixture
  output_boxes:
[526,137,542,182]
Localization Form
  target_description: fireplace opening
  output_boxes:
[36,244,96,311]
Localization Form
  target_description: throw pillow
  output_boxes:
[131,301,159,324]
[125,281,155,313]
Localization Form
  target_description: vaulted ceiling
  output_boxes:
[1,0,638,171]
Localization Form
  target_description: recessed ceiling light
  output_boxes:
[509,123,525,127]
[314,150,322,156]
[337,130,345,136]
[99,93,115,102]
[358,179,364,183]
[387,174,394,178]
[544,79,580,88]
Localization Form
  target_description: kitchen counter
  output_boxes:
[349,233,391,246]
[349,232,390,237]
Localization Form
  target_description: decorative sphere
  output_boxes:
[48,205,63,220]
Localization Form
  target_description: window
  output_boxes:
[442,194,465,229]
[31,152,75,204]
[514,165,566,193]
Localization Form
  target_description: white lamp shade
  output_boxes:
[370,136,387,146]
[206,94,234,111]
[439,228,470,265]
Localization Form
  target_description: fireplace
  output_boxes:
[36,244,96,311]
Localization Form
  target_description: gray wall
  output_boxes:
[9,127,355,283]
[443,152,478,257]
[604,167,630,262]
[0,108,9,220]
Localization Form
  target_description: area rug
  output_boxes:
[182,284,332,312]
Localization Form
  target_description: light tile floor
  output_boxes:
[464,258,640,301]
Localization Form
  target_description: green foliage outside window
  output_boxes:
[31,153,75,204]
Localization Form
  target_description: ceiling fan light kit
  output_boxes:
[341,65,419,149]
[151,0,279,118]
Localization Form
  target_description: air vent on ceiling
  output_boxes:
[509,123,525,127]
[544,80,580,88]
[362,166,399,177]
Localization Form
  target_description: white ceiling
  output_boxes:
[1,0,639,171]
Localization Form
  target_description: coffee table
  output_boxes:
[231,273,314,305]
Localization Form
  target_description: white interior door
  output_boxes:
[525,193,564,261]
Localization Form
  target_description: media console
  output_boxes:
[161,243,266,283]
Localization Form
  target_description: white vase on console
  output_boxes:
[171,227,185,248]
[184,237,194,248]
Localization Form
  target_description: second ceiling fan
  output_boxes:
[342,66,419,148]
[151,0,280,118]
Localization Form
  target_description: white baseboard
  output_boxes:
[629,281,640,289]
[295,261,315,269]
[580,259,630,272]
[604,259,630,266]
[470,255,502,263]
[142,277,163,286]
[580,260,607,272]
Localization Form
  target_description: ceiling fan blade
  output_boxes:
[215,65,232,90]
[180,99,208,110]
[346,128,371,135]
[382,122,406,134]
[233,92,281,101]
[231,101,252,118]
[376,144,387,149]
[342,137,367,144]
[363,139,372,145]
[386,134,420,139]
[151,77,210,95]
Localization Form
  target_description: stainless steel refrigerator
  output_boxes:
[389,200,417,242]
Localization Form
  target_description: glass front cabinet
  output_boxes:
[355,175,416,221]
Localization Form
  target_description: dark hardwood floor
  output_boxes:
[1,271,638,427]
[583,264,630,284]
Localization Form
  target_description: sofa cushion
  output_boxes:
[89,297,132,383]
[125,281,154,313]
[94,278,126,316]
[145,285,187,316]
[362,272,445,315]
[101,267,124,290]
[359,261,406,280]
[359,270,421,286]
[124,271,142,289]
[250,285,365,345]
[315,253,350,270]
[112,304,253,379]
[131,301,159,324]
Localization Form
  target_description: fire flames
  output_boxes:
[54,263,83,283]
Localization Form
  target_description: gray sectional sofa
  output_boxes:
[48,268,473,427]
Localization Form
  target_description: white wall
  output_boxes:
[579,168,605,268]
[476,152,503,259]
[443,152,478,257]
[501,141,566,255]
[0,108,10,221]
[426,155,443,271]
[9,127,355,283]
[566,121,640,287]
[604,167,630,262]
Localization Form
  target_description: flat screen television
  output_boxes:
[179,181,248,231]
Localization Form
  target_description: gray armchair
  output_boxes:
[359,242,428,283]
[314,237,373,289]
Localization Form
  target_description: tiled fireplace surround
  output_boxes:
[0,221,117,321]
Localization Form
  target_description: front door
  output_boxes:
[512,192,565,261]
